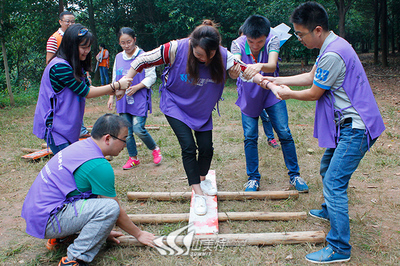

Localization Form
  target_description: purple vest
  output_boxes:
[33,57,86,146]
[314,36,385,148]
[159,38,227,131]
[115,50,151,116]
[235,34,281,117]
[21,138,104,238]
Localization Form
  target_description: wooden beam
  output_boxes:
[117,231,325,246]
[128,211,307,224]
[127,191,298,201]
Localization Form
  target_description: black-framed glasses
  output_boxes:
[293,26,316,40]
[62,19,75,24]
[78,28,89,37]
[109,134,127,144]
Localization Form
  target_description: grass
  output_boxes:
[0,74,399,265]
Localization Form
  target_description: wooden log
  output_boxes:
[117,231,325,246]
[21,148,41,153]
[127,190,298,201]
[128,211,307,224]
[41,143,48,149]
[144,126,160,130]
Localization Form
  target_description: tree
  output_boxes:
[334,0,354,38]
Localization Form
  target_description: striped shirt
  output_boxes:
[131,40,234,72]
[46,29,64,54]
[49,63,90,97]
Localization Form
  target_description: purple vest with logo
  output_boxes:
[115,50,151,116]
[159,38,227,131]
[33,57,86,146]
[314,36,385,148]
[235,34,281,117]
[21,138,104,238]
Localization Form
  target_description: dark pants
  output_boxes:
[166,115,213,186]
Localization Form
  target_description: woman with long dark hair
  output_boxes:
[125,20,269,215]
[33,24,131,154]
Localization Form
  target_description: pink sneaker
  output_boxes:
[152,148,162,165]
[123,157,140,170]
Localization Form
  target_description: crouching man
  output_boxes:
[22,113,154,266]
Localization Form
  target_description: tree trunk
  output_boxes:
[374,0,380,64]
[335,0,353,39]
[381,0,388,67]
[1,38,15,106]
[87,0,98,73]
[58,0,64,14]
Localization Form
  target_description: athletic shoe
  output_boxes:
[46,235,77,251]
[268,139,280,149]
[244,179,260,192]
[200,179,217,196]
[58,257,88,266]
[305,245,350,264]
[152,148,162,165]
[122,157,140,170]
[194,194,207,216]
[79,133,91,138]
[309,209,329,222]
[290,176,309,193]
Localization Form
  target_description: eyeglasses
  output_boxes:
[119,40,134,46]
[109,134,127,144]
[293,26,316,40]
[78,28,89,37]
[62,20,75,24]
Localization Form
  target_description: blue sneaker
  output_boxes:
[244,179,260,191]
[290,176,309,192]
[305,245,350,264]
[309,209,329,222]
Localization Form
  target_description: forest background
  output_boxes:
[1,0,400,105]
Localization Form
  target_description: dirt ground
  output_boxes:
[0,53,399,265]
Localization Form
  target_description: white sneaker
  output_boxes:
[194,194,207,216]
[200,179,217,196]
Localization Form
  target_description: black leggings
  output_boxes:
[166,115,213,186]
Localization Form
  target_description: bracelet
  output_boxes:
[117,81,121,90]
[265,81,270,88]
[110,82,115,92]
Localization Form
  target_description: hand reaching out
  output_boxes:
[276,85,293,100]
[107,230,125,244]
[242,63,263,80]
[107,96,114,110]
[136,230,155,248]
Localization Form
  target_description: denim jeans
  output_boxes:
[260,109,275,140]
[166,115,213,186]
[99,66,109,85]
[242,100,300,181]
[120,113,156,157]
[319,121,377,255]
[45,198,120,263]
[44,131,70,155]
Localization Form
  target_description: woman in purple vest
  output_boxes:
[123,20,272,216]
[107,27,162,170]
[269,2,385,263]
[33,24,132,155]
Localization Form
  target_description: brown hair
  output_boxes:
[186,20,225,84]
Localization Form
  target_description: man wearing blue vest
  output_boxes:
[231,15,308,193]
[270,2,385,263]
[22,114,155,266]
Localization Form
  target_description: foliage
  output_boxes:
[1,0,399,106]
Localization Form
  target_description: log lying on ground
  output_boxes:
[128,211,307,224]
[127,191,298,201]
[21,148,41,153]
[117,231,325,246]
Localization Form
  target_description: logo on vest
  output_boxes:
[58,151,63,170]
[180,74,214,86]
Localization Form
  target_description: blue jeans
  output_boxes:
[260,109,275,140]
[242,100,300,181]
[319,121,377,255]
[120,113,156,157]
[99,66,109,85]
[44,131,70,155]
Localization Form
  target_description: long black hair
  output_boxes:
[55,23,95,82]
[187,20,225,84]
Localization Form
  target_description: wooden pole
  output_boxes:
[117,231,325,246]
[128,211,307,224]
[127,191,298,201]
